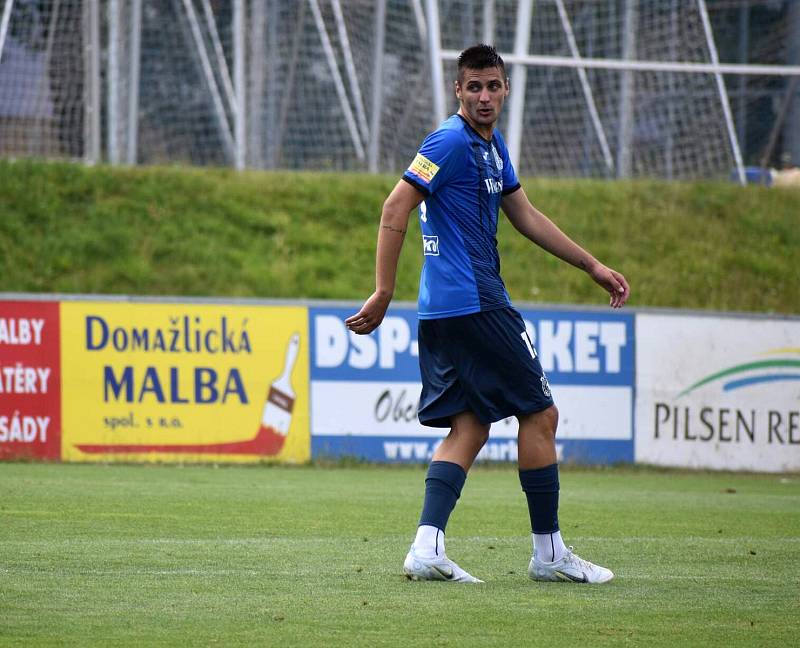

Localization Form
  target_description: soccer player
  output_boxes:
[345,44,630,584]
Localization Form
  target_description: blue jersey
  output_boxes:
[402,114,521,319]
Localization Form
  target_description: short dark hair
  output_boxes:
[457,44,506,83]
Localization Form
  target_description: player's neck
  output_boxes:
[457,110,494,141]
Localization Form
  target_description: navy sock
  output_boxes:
[418,460,467,531]
[519,463,560,533]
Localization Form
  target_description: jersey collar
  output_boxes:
[455,114,495,144]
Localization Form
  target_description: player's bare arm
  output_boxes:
[501,187,630,309]
[345,180,424,335]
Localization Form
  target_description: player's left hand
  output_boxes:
[345,291,392,335]
[589,263,630,308]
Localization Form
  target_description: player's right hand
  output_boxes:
[345,291,392,335]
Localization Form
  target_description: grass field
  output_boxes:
[1,463,798,646]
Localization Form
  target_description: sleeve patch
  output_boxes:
[407,153,440,184]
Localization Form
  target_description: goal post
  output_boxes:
[435,0,800,183]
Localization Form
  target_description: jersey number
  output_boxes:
[520,331,537,360]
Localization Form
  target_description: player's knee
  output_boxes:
[466,425,490,452]
[475,426,490,448]
[450,425,489,450]
[451,412,490,448]
[545,405,559,437]
[518,405,559,441]
[534,405,559,440]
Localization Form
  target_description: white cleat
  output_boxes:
[528,546,614,584]
[403,546,483,583]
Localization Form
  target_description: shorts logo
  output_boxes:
[408,153,440,184]
[422,235,439,256]
[541,376,552,399]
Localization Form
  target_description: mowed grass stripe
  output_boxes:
[2,534,799,547]
[1,463,798,647]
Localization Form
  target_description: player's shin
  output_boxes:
[519,462,568,562]
[413,460,467,558]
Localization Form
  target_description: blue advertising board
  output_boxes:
[310,306,635,464]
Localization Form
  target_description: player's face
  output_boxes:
[455,66,509,137]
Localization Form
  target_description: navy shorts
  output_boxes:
[417,307,555,428]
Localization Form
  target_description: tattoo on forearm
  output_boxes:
[382,224,407,234]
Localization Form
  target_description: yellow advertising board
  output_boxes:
[61,302,309,463]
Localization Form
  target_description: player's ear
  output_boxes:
[504,77,510,97]
[454,79,462,100]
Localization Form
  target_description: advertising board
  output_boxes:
[310,306,635,464]
[59,301,310,463]
[0,300,61,460]
[635,313,800,472]
[7,294,795,473]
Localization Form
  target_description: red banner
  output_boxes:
[0,301,61,459]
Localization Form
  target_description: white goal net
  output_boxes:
[0,0,798,181]
[0,0,85,159]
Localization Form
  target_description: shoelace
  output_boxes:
[564,546,594,572]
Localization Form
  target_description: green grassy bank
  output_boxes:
[1,159,797,314]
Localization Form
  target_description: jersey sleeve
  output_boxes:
[402,128,465,196]
[497,134,521,195]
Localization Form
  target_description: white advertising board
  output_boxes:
[635,313,800,472]
[311,381,631,440]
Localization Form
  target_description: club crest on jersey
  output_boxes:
[491,144,503,170]
[422,235,439,256]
